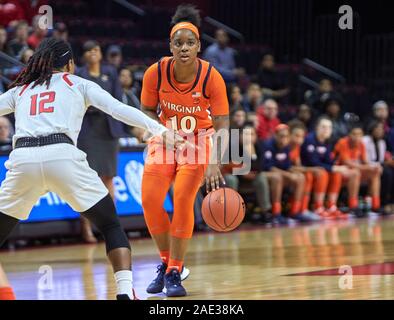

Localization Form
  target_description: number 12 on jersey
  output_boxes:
[30,92,56,116]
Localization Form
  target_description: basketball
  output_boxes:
[201,187,246,232]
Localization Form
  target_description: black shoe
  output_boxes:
[195,222,210,232]
[164,269,187,297]
[350,208,367,218]
[116,289,138,300]
[146,263,167,294]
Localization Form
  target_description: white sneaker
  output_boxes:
[303,210,322,221]
[181,266,190,281]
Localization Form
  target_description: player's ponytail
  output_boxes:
[10,38,73,89]
[171,4,201,28]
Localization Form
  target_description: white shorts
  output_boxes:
[0,143,109,220]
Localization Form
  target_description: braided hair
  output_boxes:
[10,38,73,89]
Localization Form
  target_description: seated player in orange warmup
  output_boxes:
[262,124,313,224]
[333,124,387,216]
[300,117,361,219]
[288,120,322,221]
[0,264,15,300]
[140,5,229,297]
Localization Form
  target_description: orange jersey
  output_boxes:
[141,57,229,134]
[333,137,367,164]
[289,145,301,165]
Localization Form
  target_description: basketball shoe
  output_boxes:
[147,263,190,294]
[164,268,187,297]
[116,288,139,300]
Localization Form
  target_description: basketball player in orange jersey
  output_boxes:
[0,264,15,300]
[300,117,361,219]
[140,5,229,297]
[333,125,388,216]
[288,121,322,221]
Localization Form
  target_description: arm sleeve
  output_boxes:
[0,88,16,116]
[84,81,168,137]
[141,63,159,109]
[207,68,230,117]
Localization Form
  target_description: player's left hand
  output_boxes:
[203,164,226,193]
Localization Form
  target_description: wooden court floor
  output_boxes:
[1,216,394,300]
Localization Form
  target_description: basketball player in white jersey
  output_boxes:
[0,38,185,300]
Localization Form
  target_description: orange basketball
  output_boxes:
[201,187,246,232]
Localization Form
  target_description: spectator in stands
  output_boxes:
[296,104,314,132]
[256,98,281,141]
[301,116,361,219]
[106,45,123,71]
[0,116,12,151]
[119,67,140,109]
[77,40,126,243]
[363,121,394,213]
[53,22,68,42]
[3,47,33,79]
[227,84,243,111]
[334,124,387,215]
[20,47,33,64]
[0,26,7,53]
[323,98,348,143]
[230,107,246,130]
[6,20,29,59]
[242,83,263,112]
[389,128,394,154]
[256,53,290,101]
[262,124,312,224]
[19,0,49,24]
[27,15,48,49]
[372,100,392,134]
[203,28,244,83]
[305,78,343,112]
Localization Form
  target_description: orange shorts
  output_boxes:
[144,128,214,178]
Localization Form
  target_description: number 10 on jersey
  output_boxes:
[169,114,197,133]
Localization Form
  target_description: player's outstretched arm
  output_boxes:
[84,81,168,137]
[84,81,187,148]
[0,89,16,116]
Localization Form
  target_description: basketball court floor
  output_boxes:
[1,216,393,300]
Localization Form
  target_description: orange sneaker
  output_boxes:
[327,206,348,220]
[316,207,335,220]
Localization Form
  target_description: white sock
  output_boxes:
[114,270,133,299]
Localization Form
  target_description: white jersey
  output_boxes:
[0,72,167,147]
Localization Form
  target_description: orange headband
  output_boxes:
[170,22,199,39]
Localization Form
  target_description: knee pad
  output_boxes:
[81,195,130,253]
[0,212,19,248]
